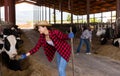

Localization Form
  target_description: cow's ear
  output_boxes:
[3,29,11,35]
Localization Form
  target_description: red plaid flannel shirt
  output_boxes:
[29,29,71,62]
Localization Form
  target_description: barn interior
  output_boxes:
[0,0,120,76]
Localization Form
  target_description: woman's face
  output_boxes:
[38,26,46,34]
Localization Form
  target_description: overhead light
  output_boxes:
[25,0,37,3]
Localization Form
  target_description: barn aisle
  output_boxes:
[22,29,120,76]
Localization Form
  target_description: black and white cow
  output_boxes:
[112,32,120,48]
[96,25,120,47]
[0,28,23,71]
[96,25,114,45]
[112,38,120,48]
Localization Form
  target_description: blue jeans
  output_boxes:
[76,38,90,53]
[56,52,67,76]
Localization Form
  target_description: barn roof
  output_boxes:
[0,0,116,15]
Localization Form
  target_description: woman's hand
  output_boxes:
[15,54,26,60]
[15,52,30,60]
[68,32,74,38]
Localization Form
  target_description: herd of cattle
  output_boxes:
[96,24,120,47]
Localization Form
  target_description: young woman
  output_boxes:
[17,21,74,76]
[76,25,92,55]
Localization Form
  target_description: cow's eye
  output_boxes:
[4,38,10,51]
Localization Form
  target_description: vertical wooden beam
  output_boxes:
[10,0,16,25]
[39,6,41,21]
[77,15,79,23]
[4,0,9,22]
[0,7,1,22]
[4,0,16,25]
[61,10,63,24]
[38,6,40,21]
[41,6,42,21]
[43,6,44,20]
[59,0,63,24]
[45,6,47,20]
[49,7,51,23]
[39,0,42,21]
[82,15,83,23]
[71,13,73,24]
[42,6,44,20]
[40,6,41,21]
[116,0,120,35]
[101,12,103,22]
[116,0,120,18]
[86,0,90,26]
[68,0,71,10]
[94,14,95,22]
[59,0,62,11]
[53,5,56,24]
[42,0,45,20]
[71,0,73,24]
[68,0,73,24]
[111,11,112,23]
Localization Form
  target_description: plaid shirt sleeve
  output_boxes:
[29,36,42,55]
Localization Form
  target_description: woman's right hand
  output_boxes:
[15,53,27,60]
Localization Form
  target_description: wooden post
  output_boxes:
[116,0,120,35]
[0,7,1,22]
[70,0,74,75]
[86,0,90,26]
[4,0,16,25]
[49,5,51,23]
[70,26,75,76]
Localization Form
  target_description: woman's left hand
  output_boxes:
[68,32,74,38]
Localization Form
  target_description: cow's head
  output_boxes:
[4,35,18,59]
[1,28,23,59]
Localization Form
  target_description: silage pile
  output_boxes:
[94,44,120,61]
[91,37,120,61]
